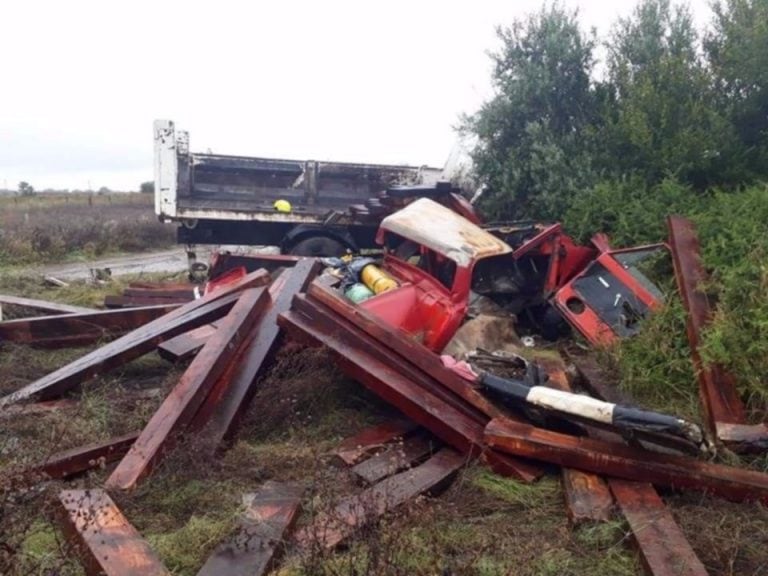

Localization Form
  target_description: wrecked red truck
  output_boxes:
[337,198,666,348]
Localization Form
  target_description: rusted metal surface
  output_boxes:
[279,303,543,483]
[197,481,302,576]
[485,418,768,504]
[378,198,511,266]
[157,323,219,363]
[565,356,707,574]
[104,294,192,308]
[308,282,504,420]
[190,259,321,450]
[209,252,303,279]
[58,489,170,576]
[351,433,438,485]
[106,287,269,490]
[0,304,180,348]
[122,287,197,300]
[295,448,464,549]
[536,355,615,524]
[610,480,709,576]
[668,216,746,430]
[0,269,269,408]
[333,420,418,466]
[23,432,139,483]
[0,294,93,316]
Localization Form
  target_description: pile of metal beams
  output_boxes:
[2,224,767,575]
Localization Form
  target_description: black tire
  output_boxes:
[287,236,348,257]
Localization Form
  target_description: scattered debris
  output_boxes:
[2,201,767,575]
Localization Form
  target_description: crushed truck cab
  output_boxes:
[353,198,665,351]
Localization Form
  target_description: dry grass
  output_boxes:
[0,192,174,266]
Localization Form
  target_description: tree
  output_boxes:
[603,0,743,188]
[17,181,35,196]
[139,181,154,194]
[706,0,768,178]
[464,4,599,220]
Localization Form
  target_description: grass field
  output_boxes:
[0,193,175,267]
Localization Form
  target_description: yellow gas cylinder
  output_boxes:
[361,264,398,294]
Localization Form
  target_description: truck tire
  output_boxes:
[287,236,348,257]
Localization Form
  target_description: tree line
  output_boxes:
[464,0,768,228]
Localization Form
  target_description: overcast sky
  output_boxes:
[1,0,711,191]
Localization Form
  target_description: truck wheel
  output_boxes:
[288,236,348,257]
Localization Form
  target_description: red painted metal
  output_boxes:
[106,287,269,490]
[294,448,464,549]
[485,418,768,504]
[668,216,768,450]
[0,294,93,316]
[104,294,192,308]
[0,304,180,348]
[197,481,303,576]
[208,252,303,280]
[0,269,269,407]
[58,489,170,576]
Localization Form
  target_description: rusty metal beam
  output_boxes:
[485,418,768,504]
[668,216,768,450]
[0,294,93,317]
[196,481,302,576]
[157,323,219,363]
[58,489,170,576]
[106,287,269,490]
[566,357,707,576]
[190,258,321,450]
[610,480,709,576]
[278,306,543,483]
[122,287,197,300]
[0,304,180,348]
[104,294,192,308]
[21,432,139,484]
[351,433,438,485]
[294,448,464,549]
[333,420,418,466]
[209,252,304,280]
[0,269,269,408]
[534,355,614,524]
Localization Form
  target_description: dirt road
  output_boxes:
[27,248,212,281]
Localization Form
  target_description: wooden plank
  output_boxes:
[58,489,170,576]
[157,323,219,363]
[106,287,269,490]
[0,304,180,348]
[351,433,437,484]
[279,306,543,483]
[196,481,302,576]
[536,355,614,524]
[485,418,768,504]
[0,294,93,316]
[0,269,269,408]
[333,420,418,466]
[610,480,709,576]
[295,448,464,549]
[190,259,321,449]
